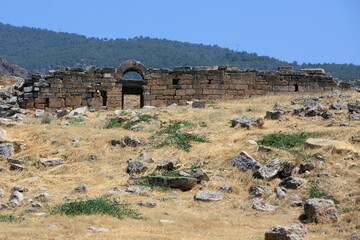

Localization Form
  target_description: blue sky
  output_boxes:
[0,0,359,64]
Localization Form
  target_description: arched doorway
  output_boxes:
[118,60,147,109]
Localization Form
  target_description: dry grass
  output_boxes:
[0,91,359,239]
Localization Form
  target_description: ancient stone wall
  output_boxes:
[20,60,339,110]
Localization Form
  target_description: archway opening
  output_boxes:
[122,71,143,80]
[121,70,144,109]
[294,84,299,92]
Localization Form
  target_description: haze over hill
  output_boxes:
[0,22,359,80]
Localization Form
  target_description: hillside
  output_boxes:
[0,22,360,80]
[0,57,29,79]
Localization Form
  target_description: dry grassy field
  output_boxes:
[0,90,359,239]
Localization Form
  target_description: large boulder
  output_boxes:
[194,191,223,201]
[231,114,264,129]
[148,176,197,191]
[126,161,149,174]
[253,158,282,180]
[304,198,338,223]
[231,151,261,171]
[265,224,306,240]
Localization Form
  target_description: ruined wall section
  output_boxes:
[20,61,339,110]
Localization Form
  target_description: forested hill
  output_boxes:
[0,22,359,80]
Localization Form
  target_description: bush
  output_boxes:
[41,113,53,124]
[50,196,141,219]
[306,182,339,204]
[104,114,157,129]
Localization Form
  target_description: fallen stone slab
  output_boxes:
[148,176,197,191]
[9,163,27,171]
[194,191,223,201]
[156,157,180,171]
[253,158,282,180]
[125,186,151,193]
[231,151,261,171]
[265,224,306,240]
[265,110,284,120]
[304,198,338,223]
[251,198,279,211]
[279,177,306,189]
[137,202,156,208]
[41,159,64,167]
[306,138,358,154]
[249,185,271,197]
[126,161,149,174]
[231,114,264,129]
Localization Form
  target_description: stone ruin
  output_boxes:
[19,60,339,110]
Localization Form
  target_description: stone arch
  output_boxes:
[118,60,147,79]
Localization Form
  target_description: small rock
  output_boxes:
[89,155,98,161]
[299,162,316,174]
[0,143,14,158]
[274,187,288,198]
[124,135,140,147]
[125,186,151,193]
[148,176,197,191]
[265,110,284,120]
[247,140,257,145]
[194,191,223,201]
[251,198,279,211]
[231,151,261,171]
[249,185,271,197]
[126,161,149,174]
[192,101,205,109]
[88,227,109,232]
[9,191,23,205]
[253,158,282,180]
[70,137,81,147]
[75,184,87,192]
[32,201,43,208]
[10,163,27,171]
[35,193,50,202]
[34,109,45,118]
[279,177,306,189]
[265,224,306,240]
[231,114,264,129]
[41,159,64,166]
[257,145,273,153]
[137,202,156,208]
[156,157,180,171]
[317,172,330,178]
[219,184,232,193]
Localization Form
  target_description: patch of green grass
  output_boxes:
[0,214,24,222]
[69,118,86,126]
[41,113,54,124]
[306,182,339,204]
[50,196,142,219]
[103,119,123,129]
[30,159,42,168]
[206,100,218,104]
[153,120,210,152]
[257,131,322,162]
[338,207,354,214]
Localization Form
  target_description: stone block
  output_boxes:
[66,96,82,107]
[49,98,65,108]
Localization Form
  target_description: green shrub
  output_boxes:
[41,113,53,124]
[206,100,218,104]
[306,182,339,204]
[69,118,86,126]
[50,196,141,219]
[153,120,210,152]
[0,214,24,222]
[104,114,157,129]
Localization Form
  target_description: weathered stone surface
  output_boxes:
[350,113,360,120]
[148,176,197,191]
[329,101,347,110]
[299,162,315,174]
[125,186,151,193]
[291,96,310,105]
[348,102,360,113]
[293,105,304,115]
[265,224,306,240]
[34,109,44,118]
[251,198,279,211]
[219,184,232,193]
[192,101,205,109]
[279,177,306,189]
[35,193,51,202]
[253,158,282,180]
[231,151,261,171]
[265,110,284,120]
[274,187,288,198]
[126,161,149,174]
[321,111,334,119]
[156,157,180,170]
[231,114,264,129]
[75,184,87,192]
[249,185,271,197]
[137,202,156,208]
[306,138,339,148]
[279,162,295,178]
[124,135,140,147]
[41,159,64,166]
[0,143,14,158]
[10,163,27,171]
[194,191,223,201]
[304,198,338,223]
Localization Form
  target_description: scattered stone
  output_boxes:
[293,105,304,115]
[125,186,151,193]
[257,145,273,153]
[89,155,98,161]
[299,162,316,174]
[274,187,288,198]
[56,109,69,118]
[304,198,338,223]
[279,177,306,189]
[88,227,109,232]
[265,110,284,120]
[231,114,264,129]
[305,138,339,148]
[148,176,197,191]
[265,224,306,240]
[9,191,23,205]
[34,109,44,118]
[249,185,271,197]
[273,101,282,110]
[351,232,360,240]
[137,202,156,208]
[279,162,295,178]
[350,113,360,121]
[194,191,223,201]
[231,151,261,171]
[13,187,28,192]
[247,140,257,145]
[317,173,330,178]
[291,95,310,105]
[75,184,87,192]
[68,106,88,117]
[32,201,43,208]
[126,161,149,174]
[192,101,205,109]
[156,157,180,171]
[0,143,14,158]
[329,101,347,110]
[351,135,360,142]
[219,184,232,193]
[35,193,50,202]
[253,158,282,180]
[321,111,334,119]
[70,137,81,147]
[41,159,64,166]
[251,198,279,211]
[10,163,27,171]
[110,137,125,147]
[124,135,140,147]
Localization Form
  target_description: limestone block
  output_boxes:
[49,98,65,108]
